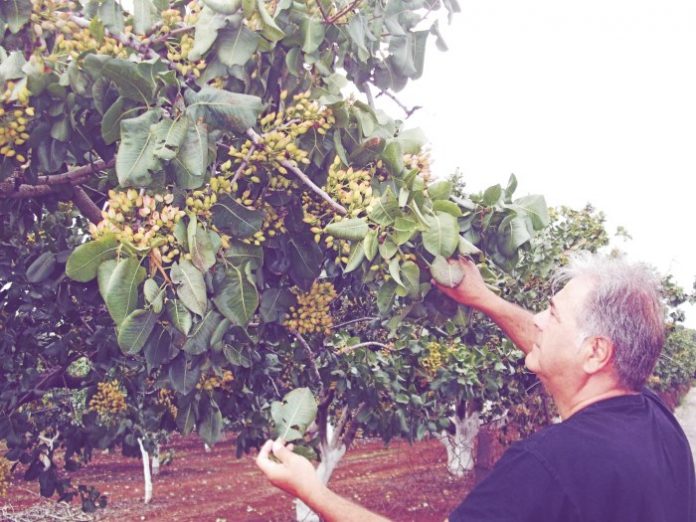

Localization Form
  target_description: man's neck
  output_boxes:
[559,387,637,420]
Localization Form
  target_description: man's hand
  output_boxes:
[433,257,494,309]
[256,438,325,501]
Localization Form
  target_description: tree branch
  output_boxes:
[362,82,375,110]
[0,159,115,199]
[293,332,325,399]
[333,316,379,330]
[231,143,257,185]
[375,88,422,119]
[329,0,362,23]
[147,25,196,47]
[341,341,389,353]
[246,129,347,215]
[341,403,365,450]
[72,186,102,224]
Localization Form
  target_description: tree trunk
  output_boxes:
[137,438,153,504]
[151,443,160,477]
[437,410,481,477]
[294,423,347,522]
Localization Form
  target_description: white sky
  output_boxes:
[382,0,696,325]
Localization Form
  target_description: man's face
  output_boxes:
[526,277,594,385]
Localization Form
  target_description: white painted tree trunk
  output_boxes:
[295,424,347,522]
[438,411,481,477]
[151,443,160,477]
[137,438,153,504]
[204,443,211,453]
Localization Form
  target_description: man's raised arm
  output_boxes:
[433,258,538,354]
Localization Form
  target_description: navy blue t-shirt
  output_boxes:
[450,389,696,522]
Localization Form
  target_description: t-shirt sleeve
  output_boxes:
[449,444,580,522]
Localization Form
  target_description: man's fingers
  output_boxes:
[256,439,277,474]
[272,437,296,464]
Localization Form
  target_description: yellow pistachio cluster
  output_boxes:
[90,189,185,263]
[284,281,337,336]
[324,157,374,216]
[89,380,127,418]
[159,8,183,33]
[157,388,178,418]
[166,33,206,77]
[0,456,10,498]
[404,152,432,182]
[196,370,234,392]
[242,202,286,246]
[0,83,34,165]
[226,91,334,190]
[421,340,458,375]
[55,26,129,59]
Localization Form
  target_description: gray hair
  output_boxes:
[553,252,665,391]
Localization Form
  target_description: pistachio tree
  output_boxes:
[0,0,554,513]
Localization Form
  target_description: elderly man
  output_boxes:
[256,254,696,521]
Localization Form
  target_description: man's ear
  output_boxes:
[582,336,614,374]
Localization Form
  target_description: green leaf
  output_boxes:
[176,396,196,434]
[65,236,119,282]
[401,260,420,296]
[223,345,251,368]
[432,200,462,217]
[260,287,294,323]
[431,256,464,288]
[118,309,157,355]
[396,127,427,154]
[188,219,217,272]
[393,217,417,245]
[482,184,502,206]
[166,299,193,335]
[101,257,147,326]
[300,15,325,54]
[211,194,264,238]
[183,310,223,355]
[153,118,188,161]
[132,0,158,35]
[344,241,365,274]
[388,258,404,288]
[171,117,209,189]
[89,0,124,33]
[287,234,323,290]
[0,51,26,83]
[422,212,459,258]
[378,237,398,260]
[223,242,263,268]
[363,229,378,261]
[271,388,317,442]
[97,259,117,297]
[101,97,143,145]
[185,87,263,133]
[0,0,31,34]
[498,215,532,256]
[144,325,175,370]
[202,0,242,14]
[143,278,164,313]
[198,399,223,447]
[169,354,201,395]
[381,140,404,176]
[83,56,163,105]
[513,195,549,230]
[428,180,452,201]
[26,252,56,283]
[458,236,481,256]
[368,187,399,226]
[116,109,162,187]
[324,218,368,241]
[256,0,285,41]
[88,17,105,45]
[212,264,258,326]
[217,26,259,67]
[377,281,398,315]
[210,318,231,349]
[170,260,208,316]
[189,6,231,60]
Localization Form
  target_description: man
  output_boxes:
[256,253,696,521]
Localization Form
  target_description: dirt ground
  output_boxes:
[3,434,482,522]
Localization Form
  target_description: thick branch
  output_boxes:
[333,316,379,330]
[246,129,347,215]
[0,159,115,199]
[342,403,365,450]
[72,186,102,224]
[293,332,325,399]
[329,0,362,23]
[362,82,375,110]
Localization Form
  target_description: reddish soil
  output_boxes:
[4,434,482,522]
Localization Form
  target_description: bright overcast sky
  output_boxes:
[383,0,696,325]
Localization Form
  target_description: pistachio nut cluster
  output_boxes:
[421,340,458,375]
[89,189,185,263]
[284,281,337,336]
[196,370,234,392]
[226,91,334,190]
[55,25,129,59]
[88,380,127,418]
[242,202,286,246]
[403,151,432,183]
[157,388,178,418]
[165,33,206,77]
[0,83,34,166]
